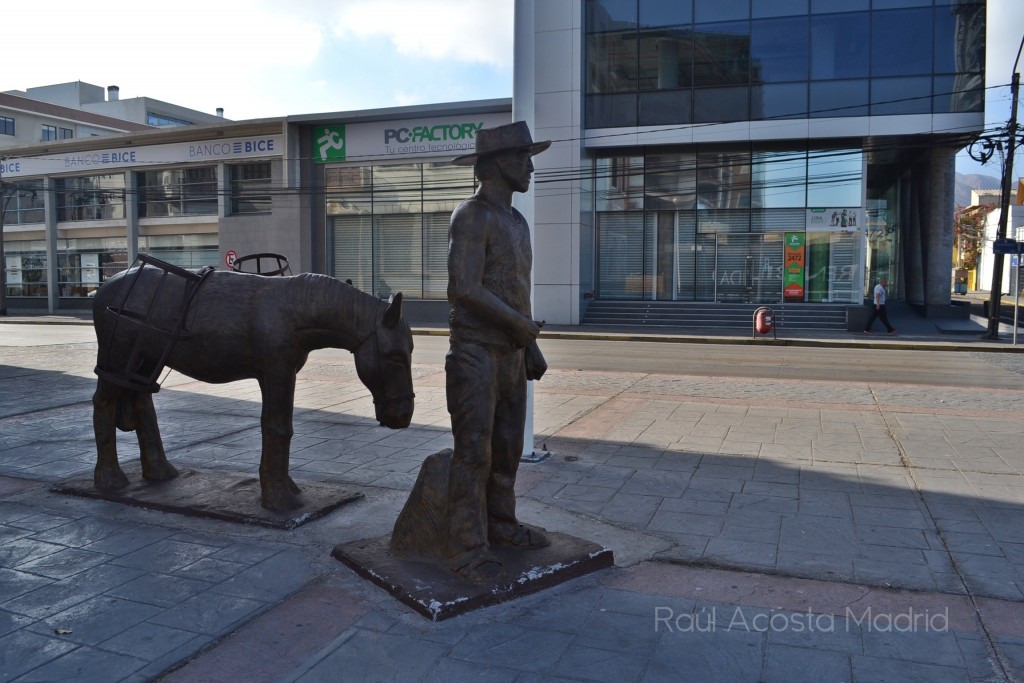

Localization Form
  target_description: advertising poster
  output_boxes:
[783,231,805,301]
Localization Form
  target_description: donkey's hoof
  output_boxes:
[142,461,179,482]
[261,483,304,512]
[94,466,130,491]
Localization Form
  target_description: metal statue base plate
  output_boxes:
[332,531,614,621]
[51,464,363,530]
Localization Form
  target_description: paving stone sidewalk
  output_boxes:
[0,339,1023,682]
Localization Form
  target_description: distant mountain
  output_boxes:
[955,172,1000,206]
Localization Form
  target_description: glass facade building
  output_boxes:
[552,0,986,314]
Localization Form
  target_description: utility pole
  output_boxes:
[987,38,1024,339]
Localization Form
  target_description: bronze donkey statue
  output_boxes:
[91,261,415,511]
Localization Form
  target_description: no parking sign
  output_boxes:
[225,250,238,269]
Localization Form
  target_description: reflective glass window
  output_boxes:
[810,13,869,80]
[138,233,217,269]
[751,16,809,83]
[638,27,694,90]
[5,240,48,297]
[56,174,126,222]
[587,31,639,93]
[872,0,929,8]
[871,77,932,116]
[811,0,867,13]
[586,93,639,127]
[1,182,44,225]
[640,0,691,27]
[693,22,751,87]
[138,167,218,218]
[933,73,984,113]
[934,3,985,75]
[372,164,421,214]
[871,9,933,77]
[639,89,693,125]
[752,0,807,18]
[697,149,751,209]
[695,0,750,24]
[751,82,809,119]
[597,155,645,211]
[587,0,637,32]
[809,80,869,117]
[645,152,697,210]
[422,162,474,214]
[58,237,129,297]
[807,149,862,207]
[752,150,807,208]
[229,162,271,214]
[694,86,749,122]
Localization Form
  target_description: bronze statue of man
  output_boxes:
[389,122,552,583]
[444,122,552,582]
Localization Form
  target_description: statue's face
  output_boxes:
[497,150,534,193]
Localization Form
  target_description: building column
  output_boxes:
[125,170,139,263]
[924,146,956,309]
[43,178,58,313]
[903,171,924,304]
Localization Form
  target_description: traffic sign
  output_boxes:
[993,238,1021,255]
[225,249,238,268]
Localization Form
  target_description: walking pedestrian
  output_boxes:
[864,277,896,334]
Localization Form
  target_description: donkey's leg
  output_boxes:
[134,392,179,482]
[93,379,129,490]
[257,372,302,511]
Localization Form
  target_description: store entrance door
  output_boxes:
[714,233,783,303]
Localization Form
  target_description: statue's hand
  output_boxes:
[509,317,542,349]
[525,341,547,381]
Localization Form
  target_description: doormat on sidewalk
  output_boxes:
[332,532,614,621]
[51,464,363,529]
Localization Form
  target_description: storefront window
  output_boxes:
[56,174,126,222]
[1,182,44,225]
[138,167,218,217]
[326,162,475,300]
[139,233,218,269]
[4,240,48,297]
[593,146,867,304]
[229,162,271,214]
[58,237,129,297]
[597,155,644,211]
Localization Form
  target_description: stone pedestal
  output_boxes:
[51,464,362,530]
[332,531,613,621]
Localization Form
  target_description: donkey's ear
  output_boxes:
[383,292,403,328]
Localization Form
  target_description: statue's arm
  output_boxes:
[449,203,540,348]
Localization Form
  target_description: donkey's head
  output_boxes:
[353,292,415,428]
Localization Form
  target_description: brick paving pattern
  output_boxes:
[0,333,1022,682]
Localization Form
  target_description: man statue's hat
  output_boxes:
[451,121,551,166]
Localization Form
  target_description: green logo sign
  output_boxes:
[314,125,346,163]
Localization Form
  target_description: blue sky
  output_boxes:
[4,0,1020,183]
